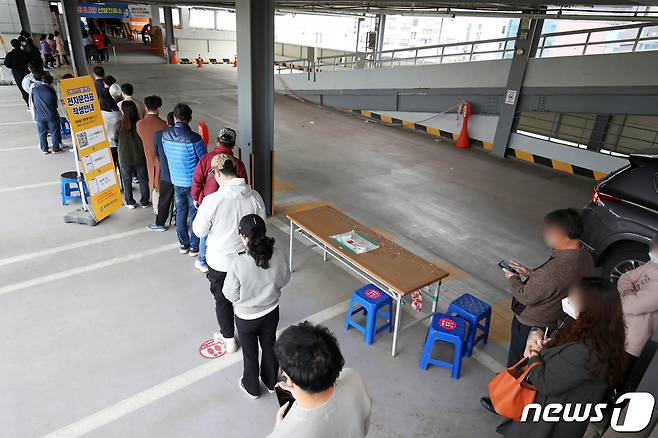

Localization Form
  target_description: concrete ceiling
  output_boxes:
[140,1,657,21]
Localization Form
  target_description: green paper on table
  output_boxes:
[330,230,381,255]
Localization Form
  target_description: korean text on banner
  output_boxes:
[60,76,122,222]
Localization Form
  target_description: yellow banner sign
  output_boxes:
[60,76,122,222]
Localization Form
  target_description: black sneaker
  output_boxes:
[481,397,496,414]
[147,224,167,232]
[179,245,190,254]
[189,248,199,257]
[140,202,151,208]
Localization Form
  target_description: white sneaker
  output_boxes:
[239,378,259,400]
[194,260,209,273]
[213,333,239,353]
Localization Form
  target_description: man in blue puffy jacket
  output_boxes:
[162,103,207,255]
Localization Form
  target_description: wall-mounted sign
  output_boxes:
[505,89,517,105]
[77,3,130,19]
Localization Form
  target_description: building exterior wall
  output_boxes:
[0,0,53,35]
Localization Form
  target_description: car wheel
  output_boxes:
[601,243,649,285]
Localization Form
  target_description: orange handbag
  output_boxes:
[488,357,541,421]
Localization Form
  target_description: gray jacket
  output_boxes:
[501,341,609,438]
[222,247,290,318]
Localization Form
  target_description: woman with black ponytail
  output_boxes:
[223,214,290,399]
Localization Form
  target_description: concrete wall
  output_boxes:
[275,50,658,92]
[0,0,53,35]
[275,58,511,91]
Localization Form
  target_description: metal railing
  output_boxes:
[276,22,658,75]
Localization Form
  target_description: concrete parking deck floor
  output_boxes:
[0,52,593,438]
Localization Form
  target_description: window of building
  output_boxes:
[189,8,215,29]
[216,10,236,31]
[158,7,181,28]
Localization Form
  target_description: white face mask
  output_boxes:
[649,251,658,264]
[562,297,578,320]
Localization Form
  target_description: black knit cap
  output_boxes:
[238,214,266,236]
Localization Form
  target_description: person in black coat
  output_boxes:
[499,278,627,438]
[4,39,32,104]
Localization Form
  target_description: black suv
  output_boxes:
[581,150,658,284]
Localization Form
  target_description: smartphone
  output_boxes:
[498,260,519,275]
[275,386,295,418]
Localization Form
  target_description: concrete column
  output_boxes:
[236,0,274,215]
[163,6,176,63]
[180,7,190,31]
[587,115,612,153]
[376,13,386,63]
[491,14,544,157]
[61,0,87,76]
[151,6,161,27]
[15,0,30,34]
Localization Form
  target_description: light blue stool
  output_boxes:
[60,171,88,205]
[447,293,491,357]
[344,284,393,345]
[418,313,465,379]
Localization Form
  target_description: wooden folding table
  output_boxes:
[287,205,449,356]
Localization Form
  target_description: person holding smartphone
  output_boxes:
[222,214,289,398]
[267,322,371,438]
[482,209,593,414]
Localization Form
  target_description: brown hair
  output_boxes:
[119,100,139,133]
[547,277,627,386]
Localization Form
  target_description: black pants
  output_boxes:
[120,164,149,206]
[13,72,29,104]
[236,307,280,396]
[207,267,234,339]
[507,316,533,367]
[155,179,174,226]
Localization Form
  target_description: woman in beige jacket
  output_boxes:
[618,236,658,359]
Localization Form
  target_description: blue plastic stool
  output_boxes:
[60,171,88,205]
[447,293,492,357]
[418,313,465,379]
[344,284,393,345]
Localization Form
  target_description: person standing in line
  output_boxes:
[148,112,176,232]
[54,31,69,66]
[114,101,150,209]
[192,157,265,353]
[191,128,248,273]
[22,62,42,116]
[481,208,593,414]
[32,72,62,155]
[618,236,658,372]
[103,75,116,90]
[39,34,55,69]
[162,103,207,255]
[100,90,122,173]
[118,83,146,119]
[499,278,627,438]
[4,39,32,105]
[47,34,58,66]
[24,38,43,70]
[267,322,372,438]
[137,95,168,216]
[92,66,105,98]
[223,214,290,398]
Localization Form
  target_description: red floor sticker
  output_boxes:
[199,338,226,359]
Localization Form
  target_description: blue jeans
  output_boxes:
[173,186,199,250]
[36,118,61,152]
[198,236,207,266]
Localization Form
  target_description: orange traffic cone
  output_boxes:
[196,55,203,68]
[233,54,238,68]
[455,101,471,149]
